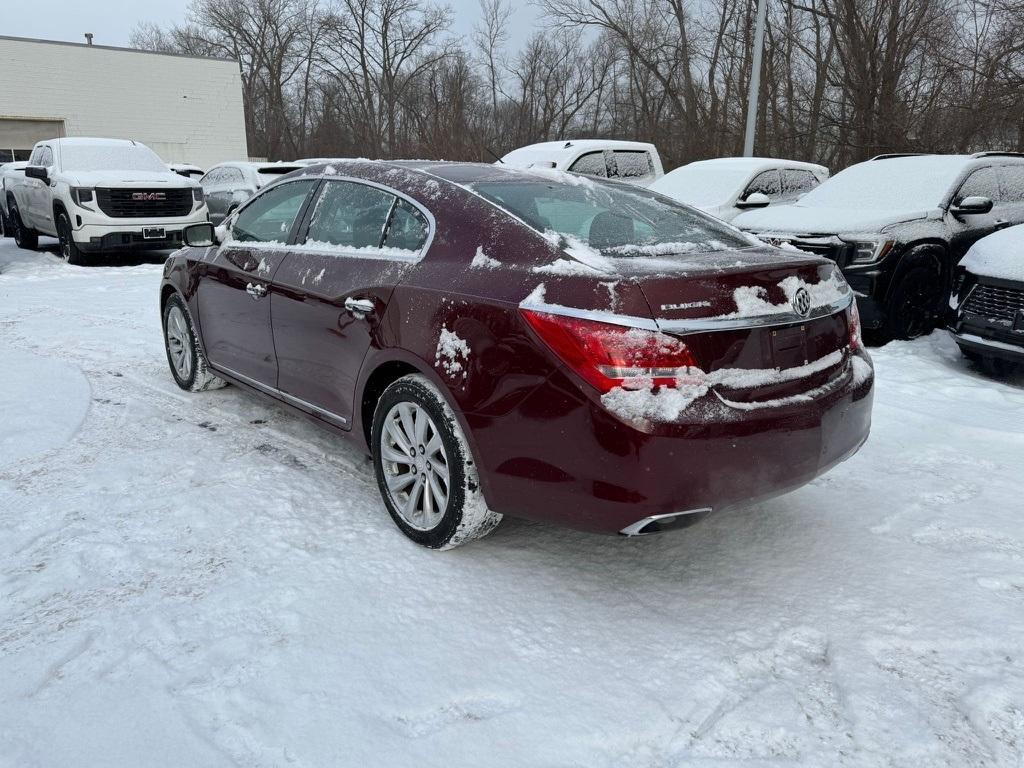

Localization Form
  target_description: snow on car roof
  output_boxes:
[501,140,658,167]
[651,157,828,208]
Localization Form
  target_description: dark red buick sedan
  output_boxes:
[160,160,873,548]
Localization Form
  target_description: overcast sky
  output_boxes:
[2,0,541,52]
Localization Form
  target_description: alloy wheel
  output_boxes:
[896,271,942,339]
[165,305,194,382]
[379,401,450,531]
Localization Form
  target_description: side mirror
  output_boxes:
[737,192,771,209]
[25,166,49,184]
[951,196,993,216]
[183,222,217,247]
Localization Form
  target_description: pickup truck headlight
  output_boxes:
[843,237,895,265]
[71,187,94,209]
[192,187,205,204]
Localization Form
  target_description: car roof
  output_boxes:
[670,157,828,175]
[500,140,657,165]
[40,137,145,148]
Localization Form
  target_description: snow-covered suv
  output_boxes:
[6,138,209,264]
[735,152,1024,339]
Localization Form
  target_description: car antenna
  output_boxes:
[484,146,504,164]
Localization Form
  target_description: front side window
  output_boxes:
[956,167,1000,203]
[782,169,819,199]
[472,180,750,257]
[744,170,782,199]
[304,180,395,248]
[609,151,653,179]
[39,146,54,167]
[230,180,316,244]
[997,165,1024,203]
[568,152,607,178]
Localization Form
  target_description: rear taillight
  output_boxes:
[846,300,862,351]
[520,309,698,393]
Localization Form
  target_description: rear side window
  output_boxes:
[956,167,1000,203]
[744,170,782,199]
[383,199,429,251]
[998,165,1024,203]
[609,151,653,179]
[568,152,607,177]
[225,167,246,184]
[782,169,819,199]
[231,180,316,243]
[304,180,395,248]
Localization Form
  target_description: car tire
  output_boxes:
[372,374,502,549]
[886,265,944,340]
[162,293,227,392]
[0,209,10,238]
[56,212,88,265]
[11,206,38,251]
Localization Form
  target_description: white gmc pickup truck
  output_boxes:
[6,137,209,264]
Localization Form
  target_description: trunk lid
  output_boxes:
[625,247,853,402]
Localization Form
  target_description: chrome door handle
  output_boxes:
[246,282,267,299]
[344,297,375,315]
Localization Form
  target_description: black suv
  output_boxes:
[734,152,1024,339]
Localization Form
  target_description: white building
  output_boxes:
[0,35,248,169]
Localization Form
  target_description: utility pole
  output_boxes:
[743,0,768,157]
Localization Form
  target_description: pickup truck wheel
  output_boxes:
[11,206,38,251]
[0,209,10,238]
[57,213,87,265]
[162,293,227,392]
[372,374,502,549]
[886,266,943,340]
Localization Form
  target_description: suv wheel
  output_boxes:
[56,212,87,265]
[371,374,502,549]
[11,206,38,250]
[887,266,943,340]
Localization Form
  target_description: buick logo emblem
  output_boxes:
[132,192,166,201]
[792,287,812,317]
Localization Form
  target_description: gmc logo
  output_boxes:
[131,192,166,201]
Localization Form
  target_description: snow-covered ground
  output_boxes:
[1,237,1023,767]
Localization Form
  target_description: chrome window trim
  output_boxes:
[212,363,349,426]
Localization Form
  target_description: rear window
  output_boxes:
[472,178,751,257]
[257,165,302,186]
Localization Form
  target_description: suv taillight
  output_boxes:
[520,309,698,393]
[846,300,863,351]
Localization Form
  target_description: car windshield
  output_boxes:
[650,163,754,207]
[471,178,751,257]
[796,156,968,211]
[59,143,168,173]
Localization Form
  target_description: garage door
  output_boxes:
[0,118,65,163]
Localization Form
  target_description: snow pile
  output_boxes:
[435,326,470,378]
[533,259,602,276]
[719,271,850,320]
[959,224,1024,283]
[541,231,614,273]
[601,349,850,424]
[470,246,501,269]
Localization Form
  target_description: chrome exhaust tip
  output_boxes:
[619,508,712,536]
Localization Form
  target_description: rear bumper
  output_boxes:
[467,349,875,534]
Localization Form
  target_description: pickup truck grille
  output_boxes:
[95,188,193,218]
[963,284,1024,323]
